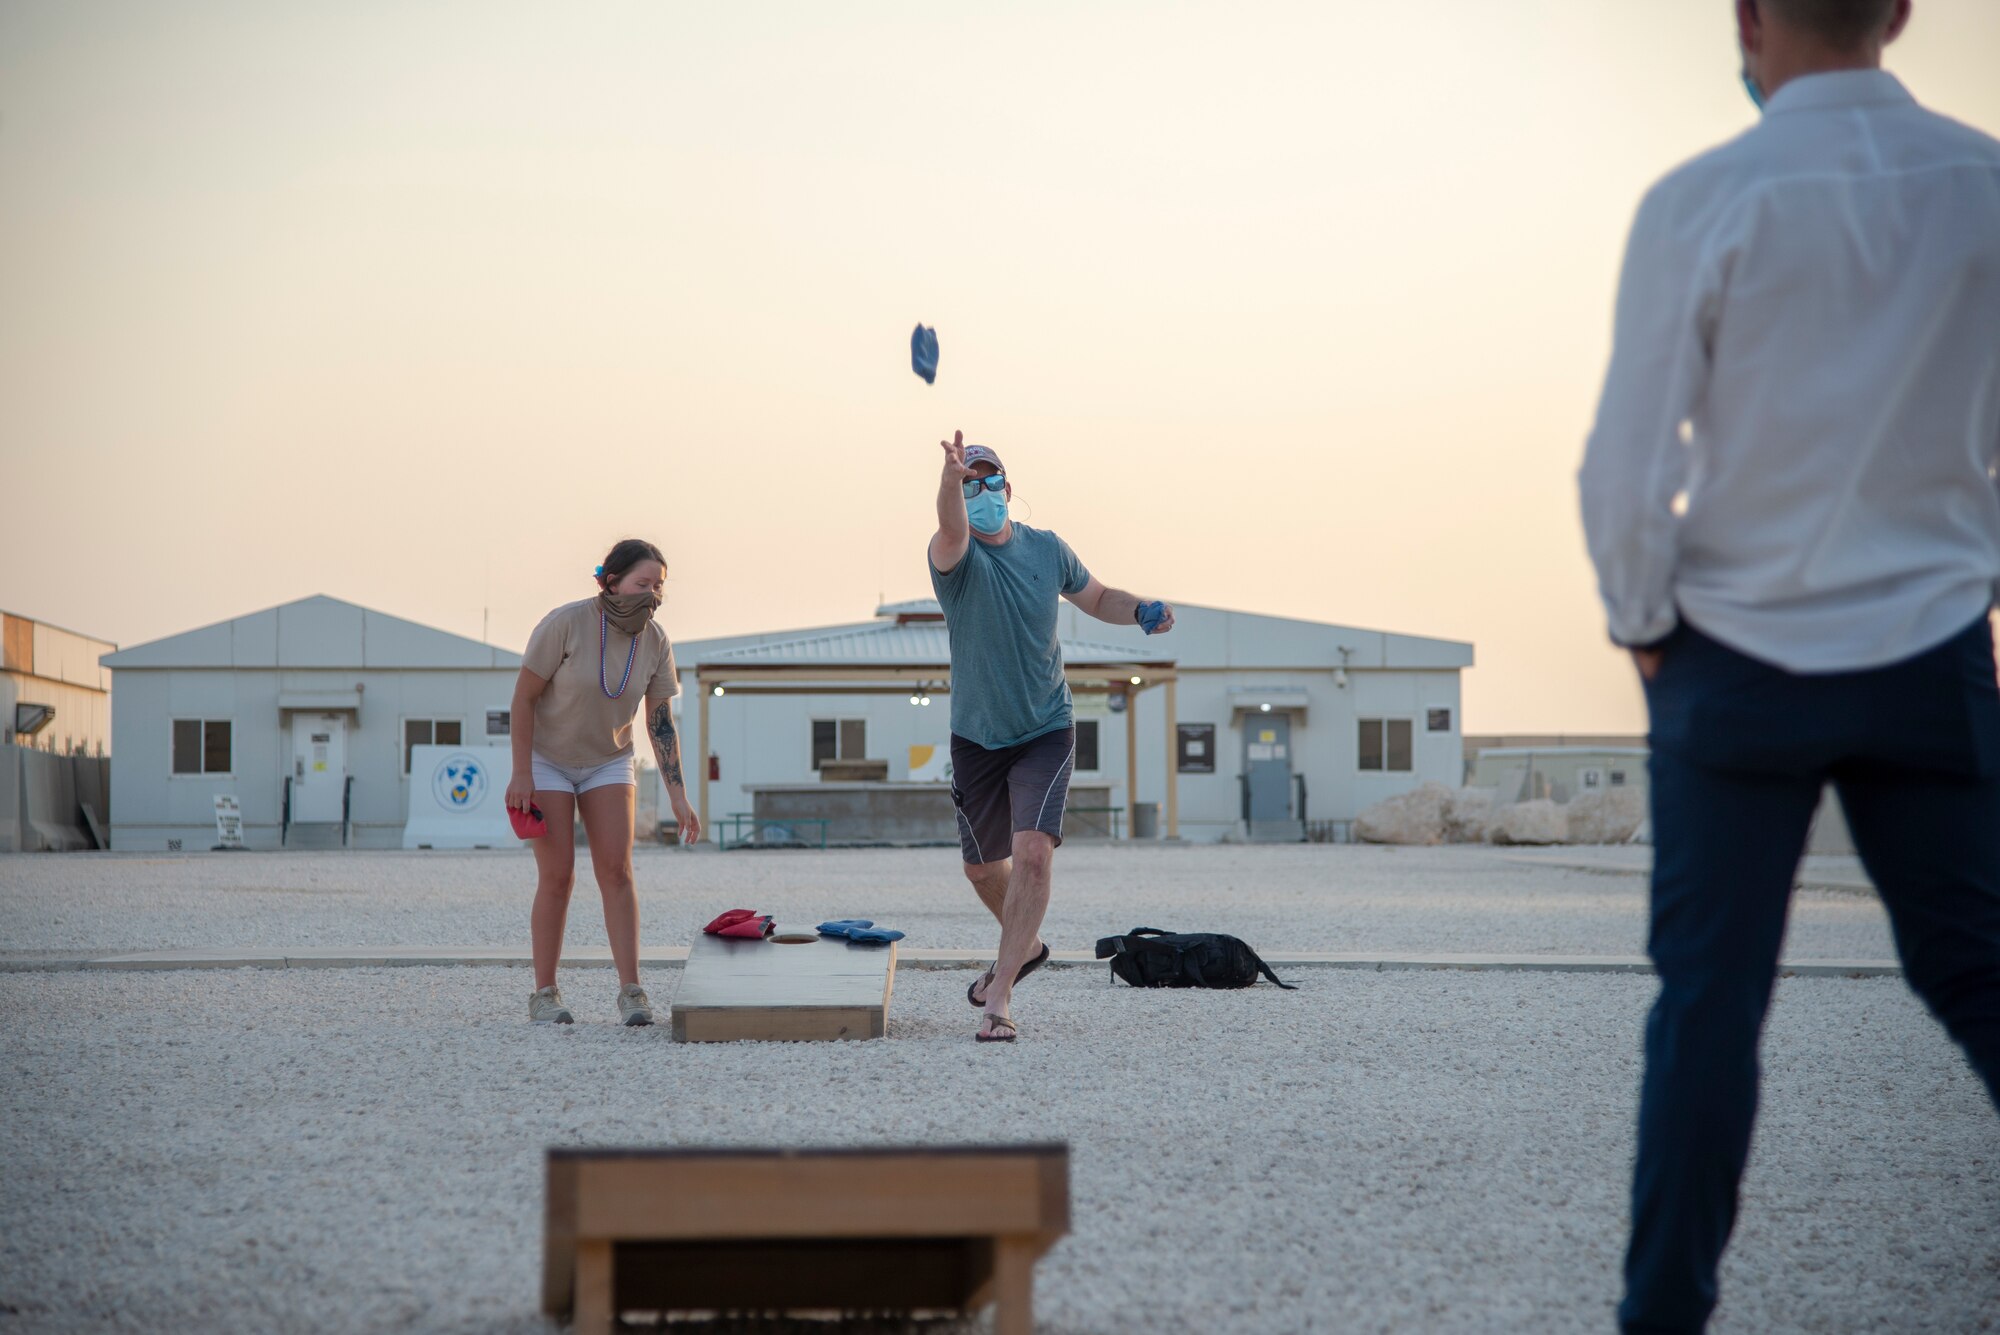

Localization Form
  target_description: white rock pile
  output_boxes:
[1356,781,1647,847]
[1351,783,1452,846]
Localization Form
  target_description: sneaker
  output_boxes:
[529,985,574,1024]
[617,983,655,1027]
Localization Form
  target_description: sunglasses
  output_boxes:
[961,473,1007,499]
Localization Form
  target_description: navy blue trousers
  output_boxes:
[1620,616,2000,1334]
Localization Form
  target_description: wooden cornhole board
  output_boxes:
[671,932,896,1042]
[543,1144,1070,1335]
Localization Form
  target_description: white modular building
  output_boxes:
[101,596,522,851]
[674,599,1473,843]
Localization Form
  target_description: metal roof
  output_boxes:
[100,595,523,671]
[680,599,1471,672]
[697,617,1172,668]
[874,597,944,619]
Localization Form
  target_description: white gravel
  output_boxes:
[0,844,1897,962]
[0,966,1992,1334]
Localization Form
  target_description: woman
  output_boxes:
[504,539,700,1025]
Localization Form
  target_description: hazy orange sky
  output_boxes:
[5,0,1998,731]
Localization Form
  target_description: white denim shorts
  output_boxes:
[530,752,635,796]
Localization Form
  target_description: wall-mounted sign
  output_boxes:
[1427,708,1453,732]
[1176,723,1216,774]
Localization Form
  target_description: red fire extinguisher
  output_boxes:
[708,754,720,782]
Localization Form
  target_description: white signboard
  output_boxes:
[213,795,244,850]
[403,745,519,849]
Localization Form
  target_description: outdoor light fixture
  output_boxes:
[13,703,55,737]
[1129,675,1142,686]
[712,685,725,697]
[1260,702,1272,713]
[1335,645,1354,690]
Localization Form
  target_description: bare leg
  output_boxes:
[964,855,1048,1007]
[529,791,578,990]
[578,783,641,988]
[963,857,1011,923]
[982,831,1055,1032]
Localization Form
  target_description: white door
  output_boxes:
[291,714,348,822]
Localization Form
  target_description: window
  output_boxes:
[1358,718,1413,772]
[1176,722,1216,774]
[1075,720,1100,771]
[404,718,464,773]
[172,719,232,775]
[810,719,868,770]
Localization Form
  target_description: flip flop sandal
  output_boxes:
[975,1014,1017,1044]
[967,941,1052,1008]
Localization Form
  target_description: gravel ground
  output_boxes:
[0,844,1897,962]
[0,966,1993,1334]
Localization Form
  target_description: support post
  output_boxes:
[697,679,711,844]
[1125,687,1139,840]
[990,1237,1036,1335]
[573,1239,613,1335]
[1164,676,1178,840]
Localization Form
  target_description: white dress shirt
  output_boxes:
[1579,70,2000,672]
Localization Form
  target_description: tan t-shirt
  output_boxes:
[522,599,680,768]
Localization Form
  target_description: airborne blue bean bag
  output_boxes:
[910,324,939,384]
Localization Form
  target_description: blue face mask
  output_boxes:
[1741,68,1766,111]
[966,489,1008,535]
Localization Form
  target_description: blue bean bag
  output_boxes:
[818,919,905,945]
[910,324,939,384]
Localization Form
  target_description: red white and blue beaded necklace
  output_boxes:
[596,565,640,699]
[599,611,637,699]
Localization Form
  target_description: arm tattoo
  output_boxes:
[649,703,685,791]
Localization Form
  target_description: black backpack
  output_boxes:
[1095,927,1297,990]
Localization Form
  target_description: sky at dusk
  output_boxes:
[5,0,1998,730]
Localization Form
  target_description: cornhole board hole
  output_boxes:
[671,932,896,1042]
[543,1144,1070,1335]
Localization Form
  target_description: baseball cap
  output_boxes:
[963,444,1005,474]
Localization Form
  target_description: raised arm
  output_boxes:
[504,667,549,813]
[1067,576,1176,635]
[929,429,974,574]
[645,697,700,845]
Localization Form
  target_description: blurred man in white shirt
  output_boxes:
[1579,2,2000,1330]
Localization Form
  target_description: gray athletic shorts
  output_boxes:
[949,726,1077,865]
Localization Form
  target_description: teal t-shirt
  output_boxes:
[929,524,1092,750]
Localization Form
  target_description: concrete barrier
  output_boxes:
[0,744,106,852]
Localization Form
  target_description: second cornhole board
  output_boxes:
[542,1143,1069,1335]
[671,932,897,1042]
